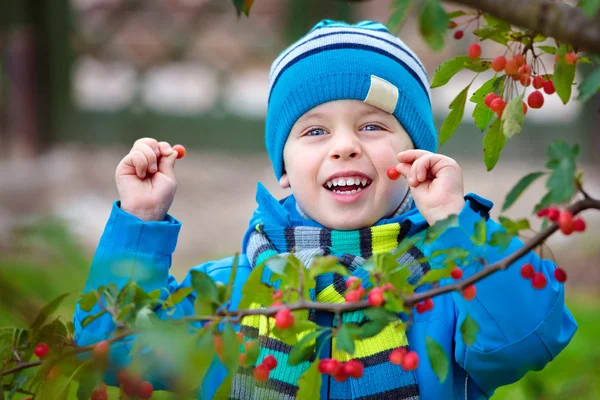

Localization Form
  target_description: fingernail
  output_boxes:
[150,163,157,172]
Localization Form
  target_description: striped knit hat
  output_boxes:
[266,19,437,180]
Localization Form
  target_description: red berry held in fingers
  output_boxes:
[34,343,49,359]
[368,287,385,307]
[389,348,407,365]
[451,267,463,280]
[520,263,535,279]
[532,272,547,289]
[547,207,560,221]
[468,43,481,60]
[263,355,278,370]
[573,218,586,232]
[532,75,545,89]
[401,351,419,371]
[554,267,567,283]
[387,166,401,180]
[558,210,574,235]
[462,285,476,301]
[491,56,506,72]
[172,144,186,159]
[274,308,295,330]
[138,381,154,399]
[343,359,364,379]
[253,364,270,382]
[543,80,555,94]
[527,91,544,109]
[454,30,464,39]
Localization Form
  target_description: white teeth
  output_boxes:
[346,177,355,185]
[327,181,333,188]
[326,176,371,188]
[357,187,362,192]
[361,179,367,186]
[337,179,346,186]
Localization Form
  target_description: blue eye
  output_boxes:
[307,128,327,136]
[362,124,384,131]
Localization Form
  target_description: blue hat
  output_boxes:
[265,19,437,180]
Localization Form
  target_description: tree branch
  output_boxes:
[447,0,600,54]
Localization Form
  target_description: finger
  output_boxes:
[410,154,450,185]
[395,162,411,181]
[158,149,178,179]
[132,143,158,173]
[157,141,174,157]
[133,138,161,158]
[397,149,432,164]
[124,150,149,179]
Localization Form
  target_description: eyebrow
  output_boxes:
[301,107,388,122]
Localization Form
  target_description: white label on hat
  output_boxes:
[364,75,398,114]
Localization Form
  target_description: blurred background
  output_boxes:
[0,0,598,398]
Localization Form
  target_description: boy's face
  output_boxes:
[279,100,414,230]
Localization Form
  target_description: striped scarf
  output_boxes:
[229,200,430,399]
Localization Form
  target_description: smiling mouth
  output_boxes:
[323,176,373,194]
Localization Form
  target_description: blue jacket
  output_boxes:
[74,183,577,399]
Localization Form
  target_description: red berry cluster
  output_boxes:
[117,370,154,399]
[521,262,567,288]
[537,206,585,235]
[253,355,278,382]
[345,276,365,302]
[389,348,419,370]
[318,358,364,382]
[415,298,434,314]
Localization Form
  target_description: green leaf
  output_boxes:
[553,57,577,104]
[231,0,253,16]
[483,14,511,30]
[471,76,506,131]
[162,287,194,309]
[470,219,487,246]
[78,292,97,313]
[80,310,108,328]
[577,57,592,64]
[310,256,348,279]
[464,60,492,73]
[238,263,274,310]
[498,216,531,235]
[502,172,546,212]
[482,118,505,171]
[419,0,448,51]
[221,324,240,374]
[419,266,453,284]
[336,324,356,355]
[431,56,471,88]
[472,26,509,45]
[501,93,525,138]
[388,0,414,33]
[213,375,233,400]
[577,67,600,102]
[297,359,322,399]
[426,336,449,382]
[536,45,557,54]
[460,315,479,346]
[356,319,389,339]
[439,84,470,146]
[191,270,219,305]
[489,231,513,250]
[447,10,466,19]
[546,158,577,203]
[579,0,600,17]
[289,330,321,365]
[225,253,239,305]
[31,293,71,331]
[425,214,459,244]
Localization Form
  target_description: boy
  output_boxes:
[74,20,577,399]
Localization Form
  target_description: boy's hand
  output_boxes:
[395,150,465,226]
[115,138,180,222]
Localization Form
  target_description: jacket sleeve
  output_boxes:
[73,201,203,390]
[423,193,578,397]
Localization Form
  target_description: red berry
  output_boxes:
[345,276,361,290]
[462,285,476,301]
[554,267,567,283]
[389,348,407,365]
[505,59,519,75]
[91,390,108,400]
[253,364,270,382]
[345,287,365,302]
[573,218,586,232]
[263,355,278,370]
[522,101,528,115]
[527,91,544,109]
[519,74,532,87]
[368,288,385,307]
[558,210,574,235]
[318,358,342,376]
[424,298,434,311]
[520,263,535,279]
[34,343,49,359]
[547,207,560,221]
[468,43,481,60]
[387,166,401,180]
[491,56,506,72]
[138,381,154,399]
[490,98,505,114]
[333,370,349,382]
[454,30,464,39]
[343,359,364,379]
[416,302,427,314]
[543,80,555,94]
[532,272,547,289]
[565,52,578,64]
[117,370,130,385]
[172,144,186,159]
[484,93,498,107]
[514,53,526,66]
[401,351,419,371]
[122,374,141,397]
[274,308,295,330]
[518,64,532,75]
[532,75,545,89]
[537,208,549,217]
[451,267,463,280]
[272,290,283,301]
[382,283,396,292]
[92,340,109,362]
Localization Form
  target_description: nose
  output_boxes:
[329,130,362,161]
